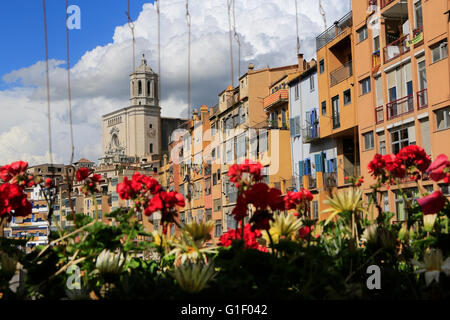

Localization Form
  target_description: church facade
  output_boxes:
[100,55,186,165]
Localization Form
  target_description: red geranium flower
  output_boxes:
[284,189,313,210]
[75,167,90,182]
[417,190,447,215]
[426,154,450,183]
[396,145,431,173]
[219,223,266,251]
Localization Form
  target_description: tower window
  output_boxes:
[149,123,153,129]
[138,81,142,95]
[147,81,151,97]
[150,143,153,153]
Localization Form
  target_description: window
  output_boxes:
[295,84,299,100]
[213,198,222,212]
[382,191,389,212]
[149,143,153,153]
[212,173,217,185]
[373,35,380,52]
[343,89,351,105]
[215,220,222,237]
[395,188,418,221]
[310,76,314,91]
[312,201,319,220]
[138,80,142,95]
[391,127,409,154]
[259,131,268,153]
[414,0,423,28]
[360,77,371,95]
[431,41,448,63]
[319,60,324,74]
[357,25,368,43]
[378,131,386,155]
[206,209,212,222]
[147,81,151,97]
[436,107,450,131]
[363,131,374,150]
[332,96,340,129]
[321,101,326,115]
[149,123,153,129]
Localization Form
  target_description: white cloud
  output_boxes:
[0,0,350,166]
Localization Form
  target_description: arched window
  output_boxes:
[147,81,151,97]
[138,80,142,95]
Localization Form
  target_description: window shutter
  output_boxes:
[315,154,323,172]
[290,118,295,136]
[305,159,311,175]
[299,160,304,177]
[295,116,301,136]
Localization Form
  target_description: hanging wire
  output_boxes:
[227,0,234,88]
[65,0,76,219]
[42,0,53,166]
[319,0,327,31]
[157,0,161,104]
[186,0,191,119]
[295,0,300,54]
[232,0,241,81]
[126,0,138,161]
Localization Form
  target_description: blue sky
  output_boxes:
[0,0,152,89]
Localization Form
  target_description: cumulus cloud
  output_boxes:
[0,0,350,166]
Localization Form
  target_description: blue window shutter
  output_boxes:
[315,154,323,172]
[299,160,304,177]
[305,158,311,175]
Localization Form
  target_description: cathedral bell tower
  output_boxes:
[130,54,159,107]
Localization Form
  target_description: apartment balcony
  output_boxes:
[307,175,317,190]
[323,172,337,189]
[330,61,353,87]
[303,125,320,143]
[316,11,352,51]
[383,34,410,64]
[417,88,428,110]
[375,105,384,124]
[386,94,414,121]
[264,89,288,110]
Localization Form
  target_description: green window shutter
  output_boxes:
[299,160,304,177]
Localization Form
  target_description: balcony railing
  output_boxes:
[316,11,352,50]
[307,175,317,189]
[332,114,341,129]
[417,88,428,110]
[330,61,353,87]
[383,34,410,64]
[386,94,414,120]
[412,26,424,47]
[375,105,384,124]
[303,125,320,142]
[263,89,288,110]
[380,0,396,9]
[323,172,337,188]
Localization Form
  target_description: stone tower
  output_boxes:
[101,54,161,163]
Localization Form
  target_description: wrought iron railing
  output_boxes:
[316,11,352,50]
[330,61,353,87]
[383,34,410,63]
[417,88,428,110]
[375,105,384,124]
[386,94,414,120]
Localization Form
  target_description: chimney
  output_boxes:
[297,53,304,72]
[192,109,199,121]
[248,63,255,71]
[200,105,208,121]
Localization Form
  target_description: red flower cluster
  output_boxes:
[284,189,313,212]
[0,161,35,218]
[426,154,450,184]
[227,159,263,187]
[417,190,447,215]
[75,167,102,195]
[298,225,320,240]
[232,182,284,230]
[219,223,267,252]
[116,172,185,232]
[0,183,32,218]
[368,146,431,183]
[396,145,431,173]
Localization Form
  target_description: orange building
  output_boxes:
[352,0,450,220]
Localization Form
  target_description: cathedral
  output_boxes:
[100,54,186,166]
